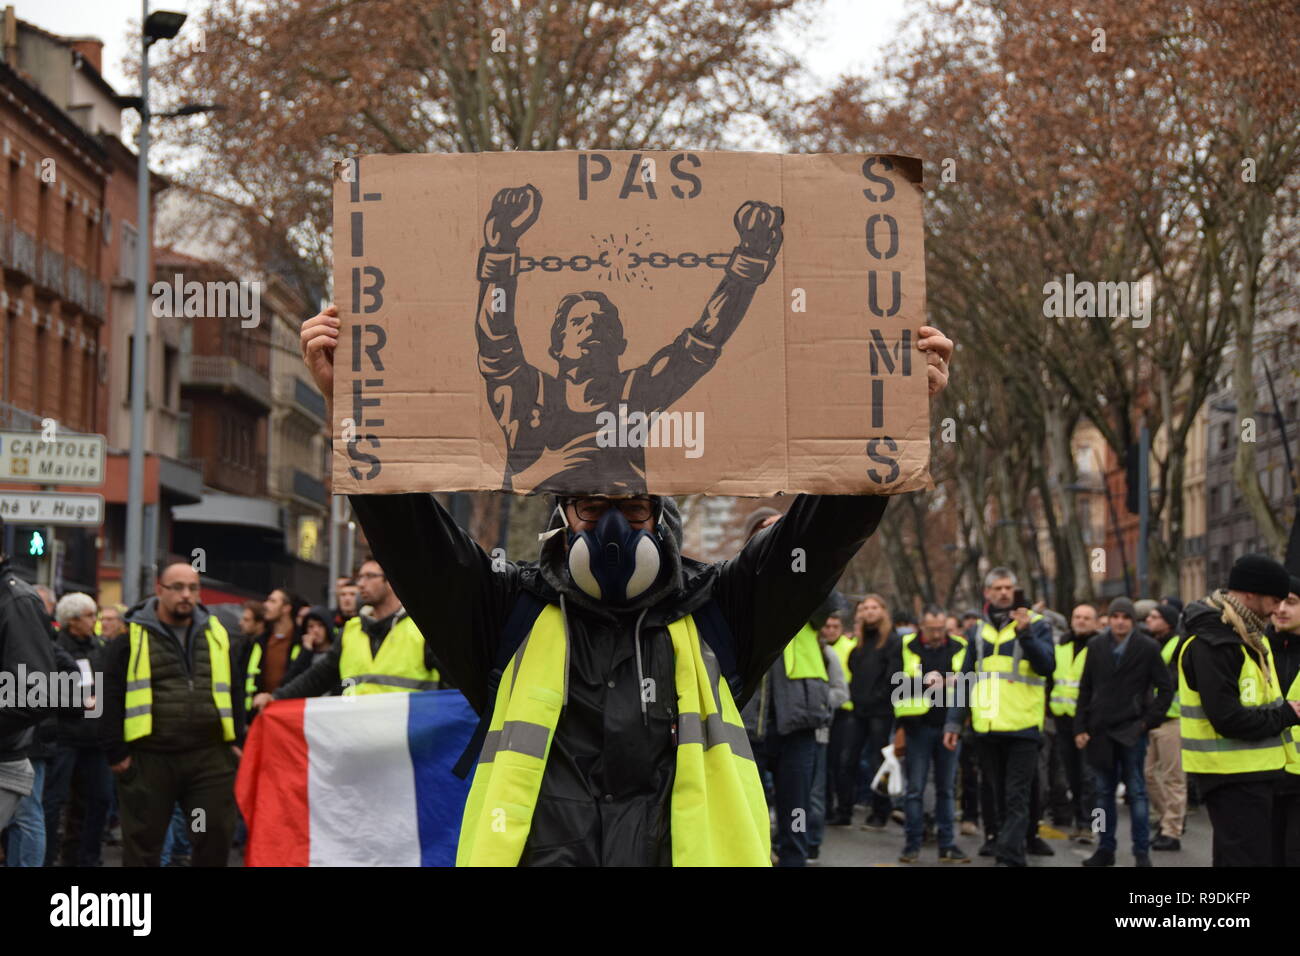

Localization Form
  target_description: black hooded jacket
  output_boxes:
[1180,599,1300,794]
[0,560,62,762]
[349,491,887,866]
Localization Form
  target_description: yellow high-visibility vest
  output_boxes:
[244,639,302,710]
[337,614,439,695]
[1265,631,1300,776]
[457,606,770,867]
[1178,635,1287,774]
[124,619,235,743]
[1049,641,1088,717]
[784,624,828,680]
[970,613,1047,734]
[831,635,855,711]
[894,634,968,718]
[1160,635,1181,720]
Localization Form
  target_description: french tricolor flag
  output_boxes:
[236,690,478,866]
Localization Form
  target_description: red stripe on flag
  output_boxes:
[236,698,310,867]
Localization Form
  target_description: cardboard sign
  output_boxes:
[332,151,930,497]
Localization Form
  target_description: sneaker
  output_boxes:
[827,812,853,827]
[1072,827,1096,845]
[808,845,820,861]
[978,837,997,857]
[1151,835,1181,851]
[1134,853,1153,867]
[891,808,906,824]
[898,846,921,863]
[960,820,979,836]
[1082,848,1116,867]
[861,814,887,831]
[1026,836,1055,856]
[939,845,971,863]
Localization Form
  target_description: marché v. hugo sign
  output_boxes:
[331,150,930,497]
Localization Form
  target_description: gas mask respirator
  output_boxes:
[564,502,663,604]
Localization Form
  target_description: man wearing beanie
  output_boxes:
[1074,597,1172,866]
[1266,575,1300,865]
[1143,602,1187,850]
[1178,554,1300,866]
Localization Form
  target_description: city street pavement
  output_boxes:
[815,802,1213,868]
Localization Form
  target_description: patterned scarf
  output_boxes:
[1209,589,1270,659]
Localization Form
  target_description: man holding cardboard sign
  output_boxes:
[302,310,949,867]
[303,149,950,865]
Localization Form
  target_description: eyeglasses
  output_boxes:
[161,583,202,593]
[571,496,654,523]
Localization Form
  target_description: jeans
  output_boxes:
[5,758,46,867]
[808,738,828,850]
[855,714,895,818]
[43,746,112,866]
[754,728,818,867]
[160,803,192,865]
[978,735,1039,866]
[1091,734,1150,855]
[903,724,959,850]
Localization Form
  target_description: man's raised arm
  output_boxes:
[629,200,784,414]
[476,185,543,450]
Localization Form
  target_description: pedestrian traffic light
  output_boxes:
[28,530,44,557]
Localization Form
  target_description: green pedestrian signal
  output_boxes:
[28,531,44,557]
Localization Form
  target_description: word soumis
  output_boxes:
[151,274,262,328]
[50,886,151,936]
[595,405,704,459]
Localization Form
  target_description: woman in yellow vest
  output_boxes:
[1178,555,1300,867]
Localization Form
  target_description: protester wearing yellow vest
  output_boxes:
[256,558,439,709]
[950,568,1056,868]
[1266,576,1300,866]
[825,613,859,826]
[1143,602,1187,851]
[1178,555,1300,867]
[1047,604,1099,843]
[100,562,241,867]
[302,299,952,866]
[890,605,969,863]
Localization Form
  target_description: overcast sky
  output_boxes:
[13,0,910,95]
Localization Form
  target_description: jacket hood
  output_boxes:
[1181,598,1244,647]
[303,605,332,628]
[528,494,716,624]
[124,595,212,639]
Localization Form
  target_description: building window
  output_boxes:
[120,223,138,280]
[1209,485,1219,515]
[1219,422,1231,452]
[163,345,178,409]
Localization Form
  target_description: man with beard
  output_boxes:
[1049,602,1100,844]
[101,563,241,866]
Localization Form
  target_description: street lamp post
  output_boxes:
[123,6,221,604]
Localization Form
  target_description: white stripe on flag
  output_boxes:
[304,694,421,866]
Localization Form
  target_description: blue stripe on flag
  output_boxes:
[407,689,478,867]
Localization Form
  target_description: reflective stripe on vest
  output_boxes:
[1269,633,1300,775]
[244,640,301,710]
[1160,635,1181,720]
[971,614,1047,734]
[124,619,235,744]
[783,624,828,681]
[831,636,855,710]
[1178,634,1286,774]
[457,605,770,867]
[893,634,968,718]
[337,614,438,695]
[1049,642,1088,717]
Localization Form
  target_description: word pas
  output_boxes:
[50,886,151,936]
[595,404,704,459]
